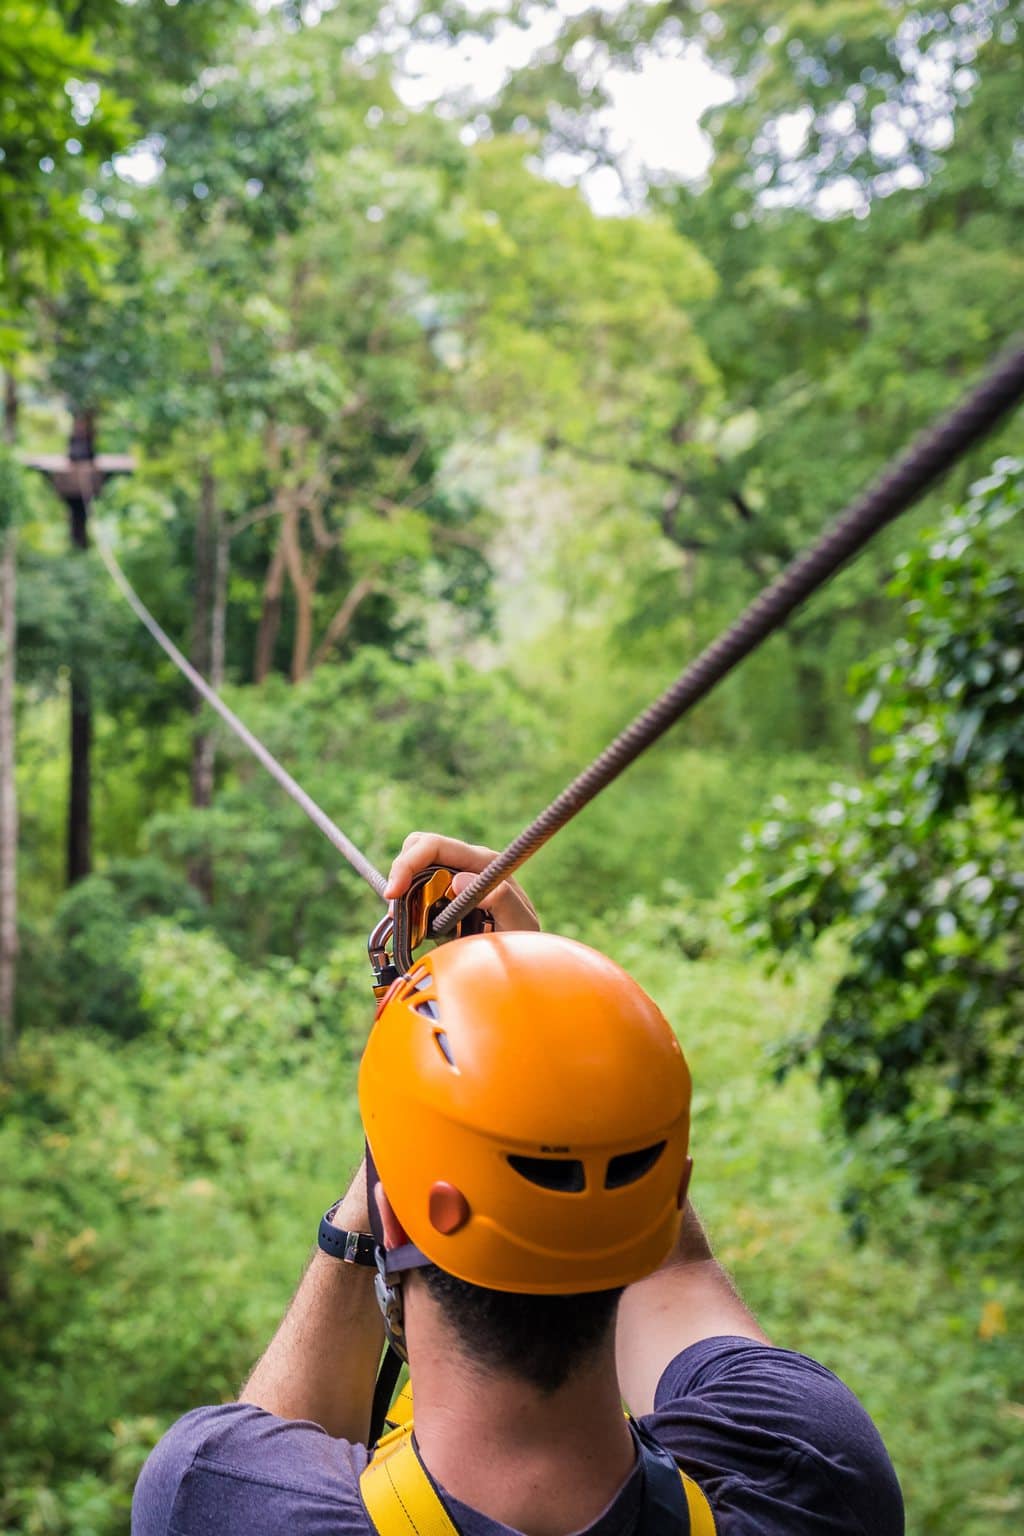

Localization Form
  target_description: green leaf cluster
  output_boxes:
[0,918,369,1533]
[0,1,131,306]
[0,448,29,533]
[731,460,1024,1259]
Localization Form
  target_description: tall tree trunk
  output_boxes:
[0,526,16,1066]
[280,500,315,683]
[0,374,18,1067]
[254,527,286,684]
[66,616,91,884]
[190,464,216,798]
[188,466,220,902]
[212,517,228,695]
[3,372,16,442]
[66,411,94,886]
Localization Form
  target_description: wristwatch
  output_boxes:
[317,1199,377,1265]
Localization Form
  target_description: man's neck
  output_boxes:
[407,1334,635,1536]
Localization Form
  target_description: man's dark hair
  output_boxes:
[421,1266,623,1394]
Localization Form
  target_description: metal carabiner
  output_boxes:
[368,864,494,997]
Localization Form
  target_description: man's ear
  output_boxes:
[374,1182,411,1251]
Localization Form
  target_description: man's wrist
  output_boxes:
[326,1159,373,1234]
[318,1208,377,1264]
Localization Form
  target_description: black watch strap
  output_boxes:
[318,1203,377,1265]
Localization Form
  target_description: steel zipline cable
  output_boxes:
[94,533,389,899]
[95,338,1023,928]
[432,337,1024,935]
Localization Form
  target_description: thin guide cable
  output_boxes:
[435,338,1024,934]
[94,531,388,899]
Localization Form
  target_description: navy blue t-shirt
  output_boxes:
[132,1336,904,1535]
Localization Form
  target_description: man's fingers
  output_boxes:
[384,831,540,933]
[385,833,502,897]
[450,870,540,933]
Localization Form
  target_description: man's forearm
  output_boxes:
[239,1161,384,1443]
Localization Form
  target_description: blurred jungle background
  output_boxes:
[1,2,1022,1531]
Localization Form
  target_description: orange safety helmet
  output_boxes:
[359,930,692,1295]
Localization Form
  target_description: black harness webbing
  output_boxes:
[365,1145,409,1448]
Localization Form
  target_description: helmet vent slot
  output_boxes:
[433,1028,456,1065]
[507,1154,585,1193]
[605,1142,666,1189]
[416,999,440,1021]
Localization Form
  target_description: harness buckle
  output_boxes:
[368,864,494,996]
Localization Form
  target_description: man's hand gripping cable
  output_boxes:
[368,864,494,999]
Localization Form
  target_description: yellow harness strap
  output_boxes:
[360,1423,458,1536]
[679,1470,716,1536]
[359,1421,716,1536]
[384,1380,415,1431]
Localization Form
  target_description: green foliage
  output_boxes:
[41,26,511,682]
[523,746,837,934]
[0,1,130,311]
[425,135,717,445]
[0,0,286,316]
[732,461,1024,1259]
[49,859,202,1037]
[0,920,369,1535]
[484,2,1022,212]
[158,69,325,243]
[145,650,547,961]
[0,448,29,533]
[480,0,1024,743]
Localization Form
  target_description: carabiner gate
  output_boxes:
[368,864,494,997]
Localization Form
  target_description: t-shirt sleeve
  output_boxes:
[640,1335,904,1535]
[131,1403,369,1536]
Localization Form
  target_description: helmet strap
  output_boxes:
[366,1142,385,1245]
[374,1247,409,1363]
[365,1140,433,1365]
